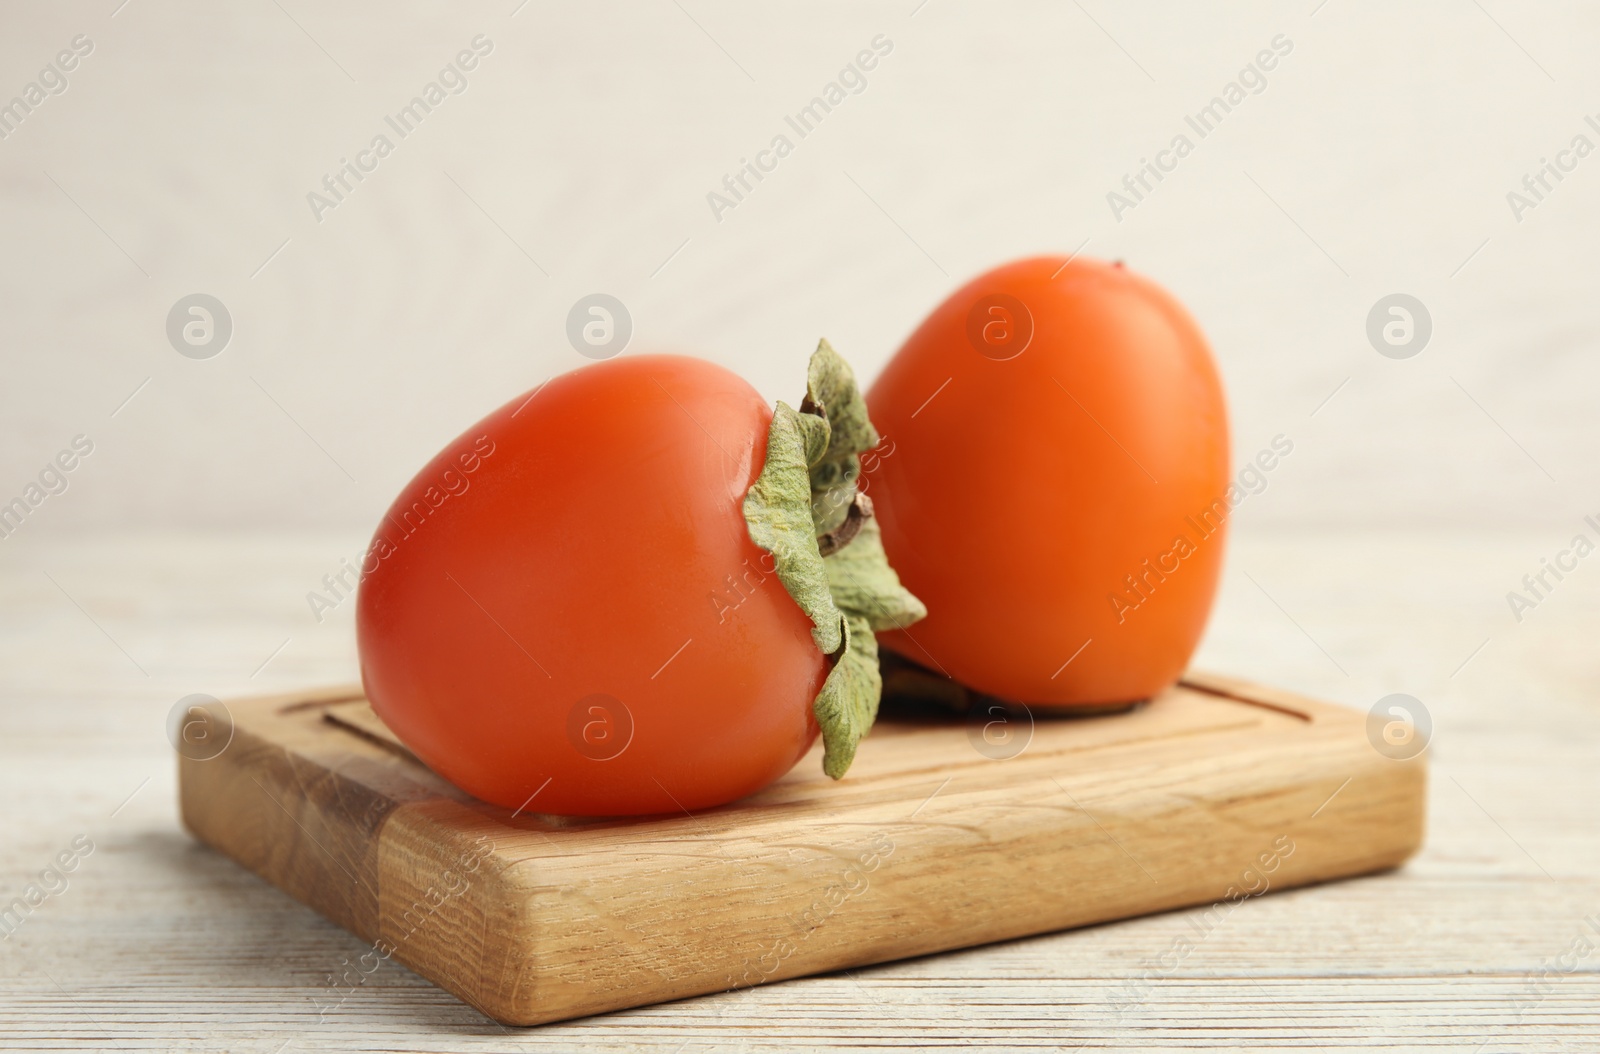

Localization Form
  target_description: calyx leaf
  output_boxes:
[742,402,842,656]
[804,339,881,535]
[742,339,927,779]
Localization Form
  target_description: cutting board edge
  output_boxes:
[177,673,1427,1027]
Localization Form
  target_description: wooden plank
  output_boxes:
[177,674,1423,1026]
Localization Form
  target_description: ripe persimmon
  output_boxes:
[865,256,1231,706]
[358,346,922,815]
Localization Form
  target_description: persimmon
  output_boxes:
[865,256,1230,706]
[357,346,922,816]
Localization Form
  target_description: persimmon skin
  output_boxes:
[356,355,825,816]
[865,256,1231,706]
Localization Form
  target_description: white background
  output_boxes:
[0,0,1594,542]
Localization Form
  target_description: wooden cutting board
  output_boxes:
[177,673,1425,1026]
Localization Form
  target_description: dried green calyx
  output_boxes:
[742,339,926,778]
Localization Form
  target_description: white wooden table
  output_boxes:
[1,530,1594,1052]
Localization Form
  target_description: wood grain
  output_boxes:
[178,676,1423,1026]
